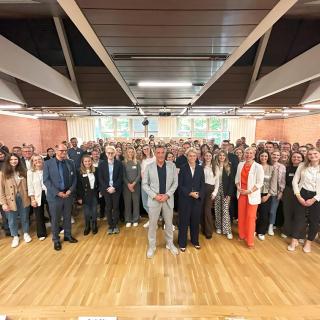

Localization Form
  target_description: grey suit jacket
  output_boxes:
[142,161,178,209]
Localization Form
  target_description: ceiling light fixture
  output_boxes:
[138,81,192,88]
[112,54,228,61]
[0,104,22,110]
[303,104,320,109]
[34,113,60,117]
[179,107,188,115]
[285,109,310,113]
[237,109,265,113]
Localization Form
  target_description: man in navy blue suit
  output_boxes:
[44,144,78,251]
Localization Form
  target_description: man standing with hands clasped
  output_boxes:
[142,145,179,258]
[44,144,78,251]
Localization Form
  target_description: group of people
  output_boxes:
[0,136,319,257]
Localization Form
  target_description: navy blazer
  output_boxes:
[43,158,77,202]
[178,163,205,204]
[98,159,123,193]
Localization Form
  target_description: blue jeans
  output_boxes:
[6,194,30,236]
[141,188,149,214]
[269,196,280,225]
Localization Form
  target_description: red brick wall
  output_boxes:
[0,114,67,153]
[255,113,320,144]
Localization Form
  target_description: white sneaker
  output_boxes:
[172,225,175,231]
[216,229,221,234]
[23,233,32,243]
[227,233,233,240]
[39,237,46,241]
[11,236,19,248]
[298,239,305,244]
[281,233,287,238]
[268,224,274,236]
[71,216,75,224]
[126,222,132,228]
[59,229,64,234]
[133,222,138,227]
[258,234,265,241]
[143,221,149,228]
[166,243,179,256]
[146,247,156,259]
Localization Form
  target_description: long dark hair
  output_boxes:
[257,150,272,165]
[2,153,27,179]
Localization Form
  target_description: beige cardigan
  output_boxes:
[0,171,30,211]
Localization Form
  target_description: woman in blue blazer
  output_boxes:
[178,147,205,251]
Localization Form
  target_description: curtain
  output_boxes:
[158,117,177,138]
[67,117,96,142]
[227,118,256,144]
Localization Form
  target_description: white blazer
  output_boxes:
[292,163,320,202]
[235,161,264,205]
[27,170,47,206]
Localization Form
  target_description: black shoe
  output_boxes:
[64,236,78,243]
[84,219,91,236]
[5,229,11,237]
[205,235,212,239]
[54,241,62,251]
[92,220,98,234]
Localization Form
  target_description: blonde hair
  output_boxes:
[216,150,231,176]
[124,146,137,165]
[304,148,320,169]
[105,145,116,153]
[80,154,95,174]
[30,154,43,172]
[185,147,197,157]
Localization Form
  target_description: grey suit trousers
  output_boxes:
[148,201,174,249]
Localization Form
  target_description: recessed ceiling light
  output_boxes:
[0,104,22,110]
[285,109,310,113]
[303,104,320,109]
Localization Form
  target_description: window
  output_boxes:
[177,118,191,137]
[100,117,114,138]
[177,117,229,143]
[116,118,130,137]
[133,118,158,137]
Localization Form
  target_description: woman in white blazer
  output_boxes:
[235,147,264,248]
[288,148,320,253]
[27,155,48,240]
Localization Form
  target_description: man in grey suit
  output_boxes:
[44,144,78,251]
[142,145,179,258]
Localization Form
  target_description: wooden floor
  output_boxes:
[0,212,319,320]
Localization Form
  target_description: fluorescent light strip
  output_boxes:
[179,107,188,115]
[286,109,310,113]
[303,104,320,109]
[138,81,192,88]
[0,110,37,119]
[35,113,60,117]
[190,110,222,113]
[265,113,288,117]
[237,109,265,113]
[0,104,23,110]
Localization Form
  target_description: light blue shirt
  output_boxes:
[108,161,114,187]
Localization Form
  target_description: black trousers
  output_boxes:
[98,196,106,218]
[292,188,320,241]
[256,194,272,235]
[282,187,295,236]
[104,191,121,228]
[33,191,48,238]
[178,199,201,248]
[0,206,10,232]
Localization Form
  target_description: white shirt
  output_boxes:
[36,170,46,191]
[301,166,319,192]
[189,165,195,177]
[87,170,95,189]
[25,159,31,170]
[204,165,220,197]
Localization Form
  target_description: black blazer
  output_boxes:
[76,170,99,203]
[178,163,205,207]
[228,153,239,174]
[221,166,236,197]
[98,159,123,193]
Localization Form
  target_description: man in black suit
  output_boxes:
[21,145,33,170]
[221,140,239,221]
[98,145,123,235]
